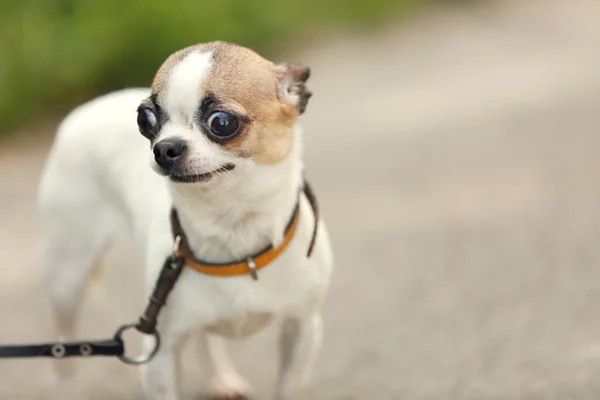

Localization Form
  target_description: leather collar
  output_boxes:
[170,180,318,280]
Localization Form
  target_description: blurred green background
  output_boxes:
[0,0,439,137]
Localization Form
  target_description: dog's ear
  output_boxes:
[276,63,312,114]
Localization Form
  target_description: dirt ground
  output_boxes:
[1,0,600,398]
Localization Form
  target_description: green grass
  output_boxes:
[0,0,429,136]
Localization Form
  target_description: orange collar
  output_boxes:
[170,181,318,280]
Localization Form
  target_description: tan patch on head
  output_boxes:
[151,41,312,165]
[200,42,299,165]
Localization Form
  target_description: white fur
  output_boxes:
[38,83,333,400]
[165,51,213,124]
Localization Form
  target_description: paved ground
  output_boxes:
[1,0,600,398]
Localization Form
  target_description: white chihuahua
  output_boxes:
[38,41,333,400]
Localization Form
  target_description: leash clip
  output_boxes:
[172,235,182,258]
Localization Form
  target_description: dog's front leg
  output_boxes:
[274,313,323,400]
[140,330,188,400]
[198,331,254,399]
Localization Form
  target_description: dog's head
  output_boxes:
[136,41,312,184]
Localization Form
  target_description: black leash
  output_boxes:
[0,339,123,359]
[0,252,185,364]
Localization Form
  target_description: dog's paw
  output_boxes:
[208,373,253,400]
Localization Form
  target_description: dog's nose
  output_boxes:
[153,139,187,169]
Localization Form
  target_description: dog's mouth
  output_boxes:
[169,164,235,183]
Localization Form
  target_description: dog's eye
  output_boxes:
[207,112,240,140]
[137,108,159,139]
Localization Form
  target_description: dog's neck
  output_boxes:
[167,126,304,263]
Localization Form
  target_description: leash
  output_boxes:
[0,250,184,364]
[0,180,318,365]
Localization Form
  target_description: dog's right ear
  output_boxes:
[276,63,313,114]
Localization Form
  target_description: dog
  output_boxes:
[37,41,334,400]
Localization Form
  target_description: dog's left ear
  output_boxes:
[276,63,313,114]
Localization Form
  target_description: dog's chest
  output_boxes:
[162,198,325,336]
[170,266,288,337]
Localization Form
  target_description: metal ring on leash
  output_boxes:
[51,343,66,358]
[114,323,161,365]
[79,343,93,356]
